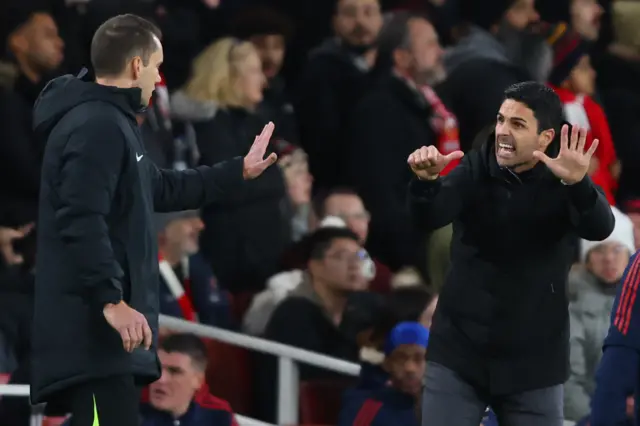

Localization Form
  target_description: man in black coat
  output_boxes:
[30,14,277,426]
[407,81,614,426]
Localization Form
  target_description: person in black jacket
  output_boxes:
[406,81,614,426]
[30,14,277,426]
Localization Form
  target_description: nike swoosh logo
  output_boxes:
[136,153,143,162]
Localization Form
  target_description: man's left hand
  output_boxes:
[532,124,598,185]
[243,122,278,180]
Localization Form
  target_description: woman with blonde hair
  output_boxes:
[170,38,291,294]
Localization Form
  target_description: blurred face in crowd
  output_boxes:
[309,237,363,291]
[150,350,204,416]
[503,0,539,31]
[571,0,604,41]
[563,55,596,96]
[10,13,64,79]
[160,217,205,258]
[419,295,438,328]
[324,194,370,244]
[236,50,265,107]
[334,0,383,48]
[280,151,313,207]
[133,36,163,107]
[495,99,554,171]
[587,241,630,284]
[250,34,286,80]
[384,344,426,396]
[395,18,445,86]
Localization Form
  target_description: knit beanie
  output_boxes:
[581,206,636,262]
[459,0,518,30]
[544,22,592,86]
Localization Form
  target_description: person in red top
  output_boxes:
[545,22,620,205]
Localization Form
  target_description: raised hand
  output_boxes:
[0,223,34,265]
[407,145,464,180]
[243,122,278,180]
[532,125,598,185]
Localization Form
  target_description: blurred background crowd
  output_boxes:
[0,0,639,425]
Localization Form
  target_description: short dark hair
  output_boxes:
[373,11,430,75]
[307,227,360,261]
[503,81,564,134]
[231,6,294,41]
[312,187,360,219]
[160,333,208,371]
[90,14,161,78]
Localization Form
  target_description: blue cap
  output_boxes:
[384,322,429,355]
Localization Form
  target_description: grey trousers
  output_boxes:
[421,362,564,426]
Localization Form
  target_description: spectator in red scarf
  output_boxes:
[545,22,620,205]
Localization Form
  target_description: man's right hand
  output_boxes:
[103,302,153,352]
[407,145,464,180]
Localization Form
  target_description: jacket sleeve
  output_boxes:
[408,154,476,232]
[567,176,615,240]
[564,305,593,421]
[590,346,638,426]
[149,158,245,212]
[55,119,124,308]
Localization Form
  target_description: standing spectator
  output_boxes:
[0,6,64,266]
[231,5,299,145]
[442,0,539,150]
[564,207,634,421]
[536,0,604,42]
[294,0,383,190]
[171,38,291,294]
[546,23,620,205]
[348,11,454,272]
[156,211,234,329]
[407,82,613,426]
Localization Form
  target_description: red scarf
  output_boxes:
[420,85,461,175]
[158,253,197,322]
[550,85,618,205]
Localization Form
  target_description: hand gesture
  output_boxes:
[407,145,464,180]
[0,223,34,265]
[532,125,598,185]
[243,122,278,180]
[103,302,153,352]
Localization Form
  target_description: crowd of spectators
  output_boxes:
[0,0,639,424]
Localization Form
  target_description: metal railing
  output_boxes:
[0,315,577,426]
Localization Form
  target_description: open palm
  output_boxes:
[532,124,599,185]
[243,122,278,180]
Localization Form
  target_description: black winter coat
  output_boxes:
[30,73,245,408]
[408,134,615,395]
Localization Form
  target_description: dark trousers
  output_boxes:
[421,362,564,426]
[69,375,140,426]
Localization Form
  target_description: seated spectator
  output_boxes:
[339,322,428,426]
[143,333,238,426]
[272,139,313,242]
[156,211,234,329]
[243,216,373,336]
[564,207,635,421]
[546,23,620,205]
[231,5,299,145]
[281,188,393,292]
[255,227,381,421]
[171,37,290,294]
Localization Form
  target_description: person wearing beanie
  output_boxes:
[443,0,539,151]
[588,246,640,426]
[546,22,620,205]
[564,207,635,421]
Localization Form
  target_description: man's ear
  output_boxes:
[8,33,28,55]
[131,56,143,80]
[538,128,555,150]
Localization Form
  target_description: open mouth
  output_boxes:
[497,142,516,159]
